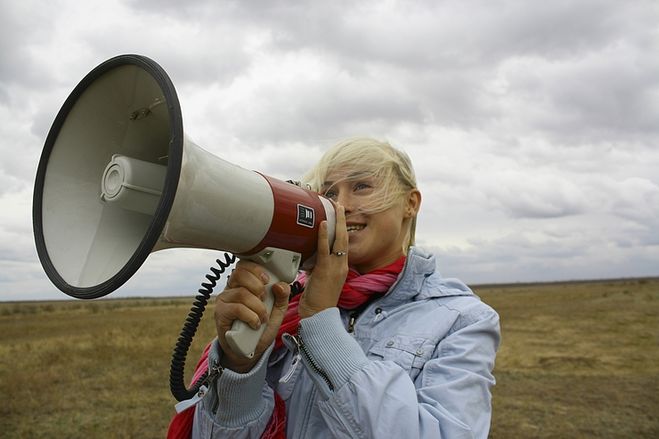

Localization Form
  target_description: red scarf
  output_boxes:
[167,256,405,439]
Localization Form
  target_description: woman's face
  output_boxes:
[322,171,419,273]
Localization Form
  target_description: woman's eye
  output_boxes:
[354,182,372,191]
[324,190,337,200]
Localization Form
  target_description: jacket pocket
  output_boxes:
[367,335,434,381]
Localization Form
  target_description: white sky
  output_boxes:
[1,0,658,301]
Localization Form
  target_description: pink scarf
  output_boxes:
[275,257,405,348]
[167,256,406,439]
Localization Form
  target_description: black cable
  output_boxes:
[169,254,306,402]
[169,253,236,402]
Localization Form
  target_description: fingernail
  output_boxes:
[261,272,270,283]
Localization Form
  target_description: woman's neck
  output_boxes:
[352,251,405,274]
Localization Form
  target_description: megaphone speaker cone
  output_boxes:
[33,54,336,300]
[33,54,183,299]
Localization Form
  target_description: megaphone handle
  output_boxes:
[224,275,276,358]
[224,247,301,358]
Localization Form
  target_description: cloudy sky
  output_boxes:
[1,0,658,301]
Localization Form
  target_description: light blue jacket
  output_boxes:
[193,247,500,438]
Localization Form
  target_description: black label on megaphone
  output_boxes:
[296,204,315,228]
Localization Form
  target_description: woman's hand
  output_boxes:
[297,205,349,319]
[214,260,291,373]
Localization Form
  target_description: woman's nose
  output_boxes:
[336,192,353,213]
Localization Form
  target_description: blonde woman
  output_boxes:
[174,138,500,438]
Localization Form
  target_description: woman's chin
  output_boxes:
[346,250,368,269]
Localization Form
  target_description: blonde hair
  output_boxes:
[302,137,419,253]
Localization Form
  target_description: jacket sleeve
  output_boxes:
[192,340,275,439]
[297,305,500,439]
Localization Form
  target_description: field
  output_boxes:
[1,278,658,438]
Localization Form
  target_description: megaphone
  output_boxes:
[32,54,335,359]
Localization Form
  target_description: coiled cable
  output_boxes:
[169,253,236,402]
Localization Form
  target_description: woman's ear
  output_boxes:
[404,189,421,218]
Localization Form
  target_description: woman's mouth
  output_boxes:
[346,224,365,233]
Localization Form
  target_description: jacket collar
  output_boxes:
[380,247,476,307]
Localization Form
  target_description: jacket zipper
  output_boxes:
[208,362,224,414]
[348,311,358,333]
[291,327,334,391]
[174,361,224,414]
[279,351,301,384]
[348,301,377,334]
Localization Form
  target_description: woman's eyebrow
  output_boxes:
[324,172,373,187]
[349,171,374,180]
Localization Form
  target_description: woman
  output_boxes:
[178,138,500,438]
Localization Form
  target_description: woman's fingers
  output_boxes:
[271,281,292,311]
[332,204,348,255]
[297,205,349,319]
[317,220,330,257]
[316,204,347,265]
[217,286,268,327]
[215,260,272,331]
[227,262,270,298]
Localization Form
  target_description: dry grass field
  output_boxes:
[1,278,657,438]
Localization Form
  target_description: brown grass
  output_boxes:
[1,278,657,438]
[0,298,215,438]
[475,278,659,438]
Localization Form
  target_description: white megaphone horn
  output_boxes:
[32,54,335,360]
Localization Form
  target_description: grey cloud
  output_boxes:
[245,1,602,65]
[0,167,32,197]
[114,0,659,143]
[255,143,325,180]
[2,0,659,300]
[428,222,659,284]
[80,31,252,87]
[502,50,659,145]
[206,70,425,144]
[0,224,36,264]
[233,1,658,140]
[124,0,237,19]
[113,249,233,298]
[30,106,59,141]
[471,0,650,61]
[0,87,8,105]
[0,261,47,296]
[0,109,42,194]
[477,170,586,219]
[0,1,64,91]
[227,0,649,71]
[609,177,659,225]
